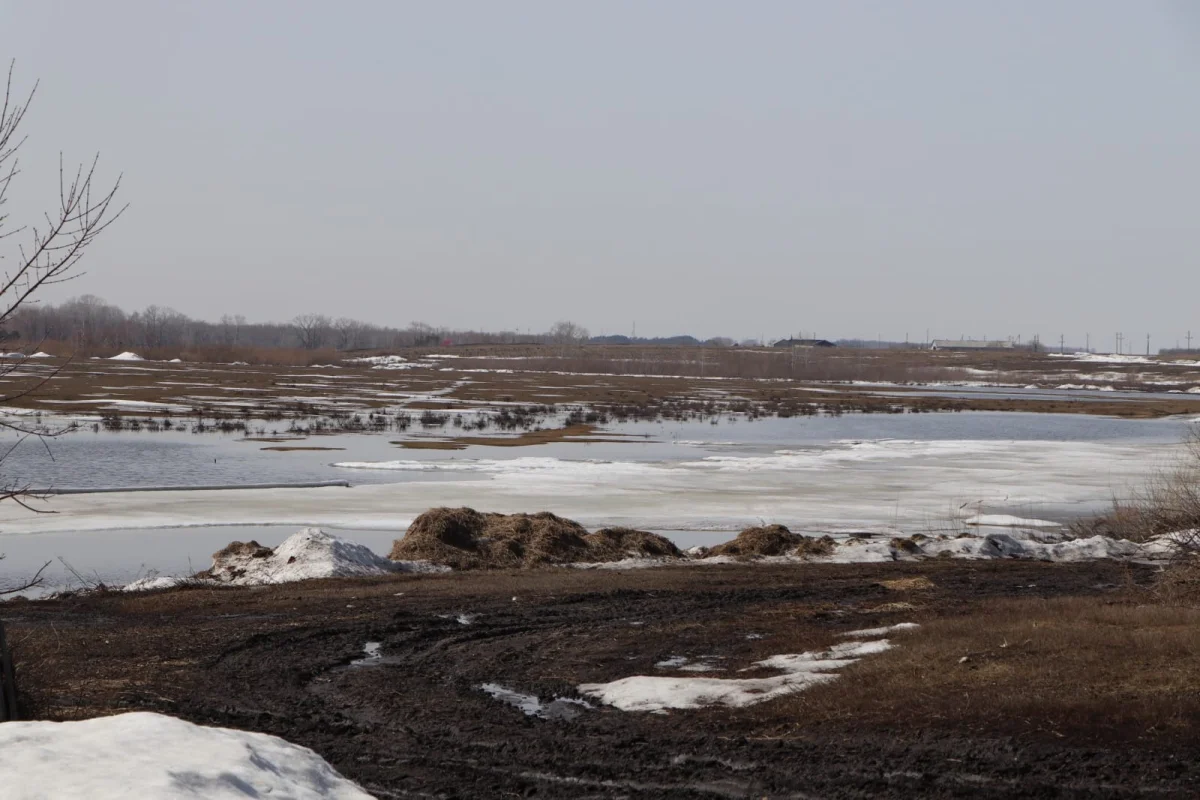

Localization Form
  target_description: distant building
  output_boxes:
[930,339,1030,352]
[773,338,835,348]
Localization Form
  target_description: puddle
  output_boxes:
[479,683,593,721]
[350,641,383,666]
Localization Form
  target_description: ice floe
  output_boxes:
[963,514,1061,528]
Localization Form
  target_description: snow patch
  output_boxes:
[579,638,900,712]
[200,528,447,586]
[839,622,920,638]
[108,351,144,361]
[0,712,373,799]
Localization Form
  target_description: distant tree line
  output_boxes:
[4,297,575,351]
[2,298,634,353]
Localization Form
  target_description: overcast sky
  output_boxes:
[1,1,1198,348]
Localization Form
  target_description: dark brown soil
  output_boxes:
[6,560,1198,798]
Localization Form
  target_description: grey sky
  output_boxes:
[1,1,1198,347]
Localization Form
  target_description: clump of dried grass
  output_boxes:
[584,527,682,560]
[1073,432,1200,544]
[1071,432,1200,601]
[704,525,835,559]
[389,508,680,568]
[876,576,936,592]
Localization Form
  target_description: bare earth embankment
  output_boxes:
[6,560,1200,798]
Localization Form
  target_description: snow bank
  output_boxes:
[817,530,1147,564]
[108,351,144,361]
[0,712,373,800]
[122,575,188,592]
[204,527,445,585]
[579,636,904,712]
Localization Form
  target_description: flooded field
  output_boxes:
[0,408,1193,590]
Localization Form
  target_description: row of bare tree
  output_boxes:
[5,298,596,352]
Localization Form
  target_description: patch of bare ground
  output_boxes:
[6,560,1199,796]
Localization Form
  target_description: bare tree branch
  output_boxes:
[0,62,122,596]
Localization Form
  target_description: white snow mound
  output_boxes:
[0,712,374,800]
[108,351,144,361]
[206,527,445,586]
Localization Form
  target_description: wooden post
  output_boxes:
[0,619,16,720]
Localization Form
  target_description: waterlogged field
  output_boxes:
[5,348,1200,798]
[0,346,1199,422]
[0,409,1193,590]
[0,348,1197,588]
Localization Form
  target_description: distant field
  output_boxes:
[0,346,1197,424]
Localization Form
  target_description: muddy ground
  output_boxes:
[5,560,1197,798]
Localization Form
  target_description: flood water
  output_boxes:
[0,410,1194,593]
[0,411,1189,490]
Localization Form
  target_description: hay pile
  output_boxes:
[389,508,681,569]
[704,524,835,559]
[584,527,683,560]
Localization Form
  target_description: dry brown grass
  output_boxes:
[775,596,1200,744]
[704,525,835,559]
[583,527,682,560]
[1072,432,1200,544]
[876,575,936,592]
[388,507,680,568]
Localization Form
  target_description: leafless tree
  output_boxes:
[219,313,246,346]
[548,320,589,344]
[0,61,124,595]
[292,313,331,350]
[135,304,185,348]
[332,317,368,351]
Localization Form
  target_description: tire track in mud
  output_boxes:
[13,561,1197,798]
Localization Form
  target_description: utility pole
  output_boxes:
[1188,331,1194,352]
[1146,333,1151,357]
[1116,332,1123,355]
[1060,334,1065,354]
[1085,333,1090,353]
